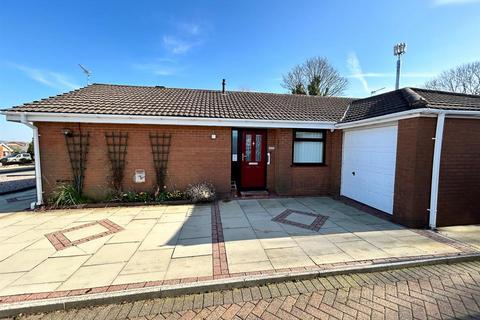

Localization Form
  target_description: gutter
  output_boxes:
[19,113,43,207]
[2,111,336,130]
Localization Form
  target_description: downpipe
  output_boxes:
[20,113,43,207]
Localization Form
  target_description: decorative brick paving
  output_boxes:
[272,209,329,231]
[17,260,480,320]
[44,219,123,251]
[212,201,229,278]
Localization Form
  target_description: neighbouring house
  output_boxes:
[6,141,28,153]
[0,143,13,158]
[2,83,480,228]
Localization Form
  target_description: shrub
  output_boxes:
[50,183,90,208]
[165,190,186,201]
[121,191,152,203]
[185,182,216,203]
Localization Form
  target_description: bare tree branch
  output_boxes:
[281,56,348,96]
[425,61,480,95]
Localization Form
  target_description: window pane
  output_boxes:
[255,134,262,161]
[296,131,323,139]
[232,130,238,161]
[293,141,323,163]
[245,134,252,161]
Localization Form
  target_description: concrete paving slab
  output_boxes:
[13,255,90,285]
[112,271,166,285]
[164,255,212,279]
[122,249,173,274]
[0,272,24,291]
[138,222,182,251]
[0,248,53,273]
[284,212,317,225]
[63,224,110,242]
[84,242,139,265]
[172,237,212,258]
[265,247,315,269]
[228,260,274,273]
[58,262,125,291]
[225,239,268,265]
[0,281,62,296]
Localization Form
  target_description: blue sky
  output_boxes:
[1,0,480,141]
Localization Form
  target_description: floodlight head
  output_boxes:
[394,43,407,56]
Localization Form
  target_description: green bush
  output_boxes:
[50,184,90,208]
[120,191,153,203]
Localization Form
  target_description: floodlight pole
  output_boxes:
[394,43,406,90]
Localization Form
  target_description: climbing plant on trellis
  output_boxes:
[105,132,128,191]
[149,132,171,188]
[64,131,90,194]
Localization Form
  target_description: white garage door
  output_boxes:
[341,124,398,214]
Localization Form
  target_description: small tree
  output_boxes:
[425,61,480,95]
[282,57,348,96]
[27,139,34,158]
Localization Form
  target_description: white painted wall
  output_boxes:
[341,124,398,214]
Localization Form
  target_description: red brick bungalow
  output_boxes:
[2,84,480,228]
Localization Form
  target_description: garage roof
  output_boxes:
[342,87,480,122]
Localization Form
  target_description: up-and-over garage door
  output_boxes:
[341,124,398,214]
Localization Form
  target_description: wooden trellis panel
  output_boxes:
[105,132,128,191]
[64,132,90,194]
[149,133,171,188]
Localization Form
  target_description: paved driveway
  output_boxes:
[0,197,476,301]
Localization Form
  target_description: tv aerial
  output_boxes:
[78,64,92,85]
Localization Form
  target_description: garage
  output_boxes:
[341,124,398,214]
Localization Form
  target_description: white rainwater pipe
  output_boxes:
[427,110,480,229]
[428,112,445,229]
[20,113,43,207]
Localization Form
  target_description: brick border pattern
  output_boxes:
[45,219,123,251]
[272,209,329,231]
[211,201,229,278]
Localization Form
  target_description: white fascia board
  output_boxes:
[334,109,432,129]
[335,108,480,129]
[2,111,336,129]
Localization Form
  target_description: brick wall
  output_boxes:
[267,128,340,196]
[393,117,480,228]
[393,117,436,228]
[36,122,231,200]
[437,118,480,227]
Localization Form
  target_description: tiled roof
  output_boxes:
[341,87,480,122]
[4,84,480,124]
[3,83,353,122]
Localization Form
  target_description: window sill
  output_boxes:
[291,163,327,167]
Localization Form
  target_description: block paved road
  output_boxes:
[14,260,480,320]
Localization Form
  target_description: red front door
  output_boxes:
[240,130,266,189]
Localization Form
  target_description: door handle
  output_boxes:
[352,171,355,176]
[267,152,271,165]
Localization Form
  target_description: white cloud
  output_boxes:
[162,35,200,55]
[11,64,80,90]
[432,0,480,6]
[347,52,370,94]
[178,23,201,35]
